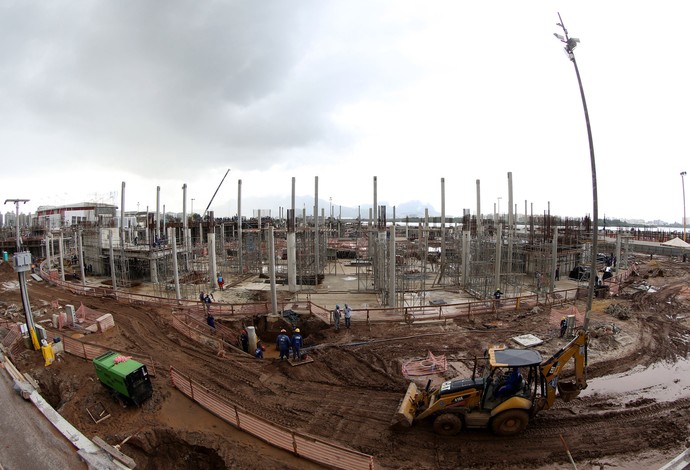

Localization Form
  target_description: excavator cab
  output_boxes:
[481,348,542,410]
[392,330,588,436]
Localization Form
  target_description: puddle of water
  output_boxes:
[581,358,690,403]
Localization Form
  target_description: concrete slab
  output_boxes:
[511,334,543,347]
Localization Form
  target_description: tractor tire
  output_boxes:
[491,410,529,436]
[433,413,463,436]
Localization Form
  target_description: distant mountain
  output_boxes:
[212,195,441,219]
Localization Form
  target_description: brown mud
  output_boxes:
[1,256,689,469]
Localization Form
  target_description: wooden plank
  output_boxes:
[92,436,137,469]
[288,356,314,367]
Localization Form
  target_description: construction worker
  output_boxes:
[239,329,249,353]
[276,329,290,361]
[254,341,264,359]
[333,305,341,331]
[496,367,522,398]
[560,317,568,338]
[343,304,352,329]
[291,328,303,361]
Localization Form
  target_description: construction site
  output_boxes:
[1,192,690,469]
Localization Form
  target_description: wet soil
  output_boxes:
[1,255,690,469]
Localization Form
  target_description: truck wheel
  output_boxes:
[491,410,529,436]
[433,413,462,436]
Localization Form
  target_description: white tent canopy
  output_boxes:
[660,237,690,248]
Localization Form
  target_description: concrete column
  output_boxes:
[170,227,181,301]
[494,223,502,292]
[237,179,243,274]
[78,230,86,287]
[246,326,258,354]
[155,186,161,240]
[476,179,482,236]
[368,207,373,263]
[145,206,150,245]
[507,172,514,281]
[120,181,126,244]
[314,176,319,281]
[373,176,378,227]
[288,230,297,292]
[257,209,262,267]
[120,181,127,279]
[616,235,622,272]
[440,178,446,280]
[149,256,158,284]
[268,225,278,315]
[462,231,470,288]
[220,223,225,270]
[208,232,218,290]
[109,230,117,291]
[58,232,65,282]
[288,177,297,292]
[183,184,189,271]
[45,235,51,270]
[550,225,558,293]
[388,226,396,308]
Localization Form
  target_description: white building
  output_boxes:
[34,203,118,229]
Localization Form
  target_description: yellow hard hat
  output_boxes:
[295,328,300,333]
[561,317,566,320]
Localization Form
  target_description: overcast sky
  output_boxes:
[2,1,689,223]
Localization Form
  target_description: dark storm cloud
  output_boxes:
[0,1,417,178]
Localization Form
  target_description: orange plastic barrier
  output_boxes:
[169,367,374,470]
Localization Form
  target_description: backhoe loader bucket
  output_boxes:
[557,380,581,401]
[391,382,419,429]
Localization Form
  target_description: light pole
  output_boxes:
[4,198,39,350]
[191,198,195,220]
[555,13,598,328]
[682,171,687,242]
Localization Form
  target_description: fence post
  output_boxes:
[234,404,241,429]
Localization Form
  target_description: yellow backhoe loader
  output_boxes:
[393,329,588,436]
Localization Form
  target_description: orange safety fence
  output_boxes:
[37,262,596,329]
[2,323,24,360]
[169,367,375,470]
[56,334,157,376]
[550,305,583,328]
[402,351,448,376]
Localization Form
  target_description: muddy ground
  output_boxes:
[1,255,690,470]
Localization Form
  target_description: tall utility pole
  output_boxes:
[681,171,687,242]
[555,13,598,328]
[4,199,40,350]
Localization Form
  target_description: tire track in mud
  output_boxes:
[20,272,690,470]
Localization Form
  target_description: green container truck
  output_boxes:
[93,351,152,405]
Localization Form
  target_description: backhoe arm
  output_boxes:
[537,330,588,411]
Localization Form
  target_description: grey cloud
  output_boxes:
[0,1,420,178]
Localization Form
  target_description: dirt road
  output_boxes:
[1,255,689,469]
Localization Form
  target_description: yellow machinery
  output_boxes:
[393,330,588,436]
